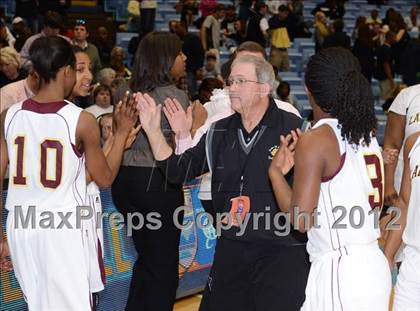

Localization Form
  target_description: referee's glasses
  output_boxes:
[226,77,263,87]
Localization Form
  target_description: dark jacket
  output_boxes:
[157,98,307,244]
[123,85,190,167]
[246,10,266,47]
[352,39,375,82]
[323,31,351,50]
[182,33,205,73]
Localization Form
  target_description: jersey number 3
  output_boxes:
[364,154,384,210]
[13,136,63,189]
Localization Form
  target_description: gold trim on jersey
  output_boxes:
[12,135,28,188]
[39,138,65,191]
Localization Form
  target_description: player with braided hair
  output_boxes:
[269,47,392,310]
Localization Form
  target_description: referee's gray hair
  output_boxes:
[231,54,275,92]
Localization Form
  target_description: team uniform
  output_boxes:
[83,102,108,294]
[393,134,420,311]
[4,99,104,310]
[301,119,391,311]
[85,182,106,293]
[388,85,420,261]
[389,84,420,192]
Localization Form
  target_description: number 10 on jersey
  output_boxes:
[13,136,63,189]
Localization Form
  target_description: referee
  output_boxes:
[137,55,309,311]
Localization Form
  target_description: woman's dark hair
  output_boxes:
[199,78,224,94]
[357,23,374,48]
[29,36,75,84]
[130,32,182,92]
[277,81,290,93]
[354,16,366,28]
[198,78,224,103]
[389,11,406,31]
[305,47,376,146]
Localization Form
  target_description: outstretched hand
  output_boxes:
[191,100,208,137]
[113,91,138,136]
[163,98,192,139]
[136,92,162,136]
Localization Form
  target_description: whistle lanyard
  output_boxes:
[237,127,261,196]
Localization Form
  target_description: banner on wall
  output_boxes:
[1,180,216,311]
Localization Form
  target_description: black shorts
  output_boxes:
[199,237,310,311]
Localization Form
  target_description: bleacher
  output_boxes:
[2,0,418,144]
[108,0,418,145]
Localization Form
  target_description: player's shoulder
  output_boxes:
[77,109,99,132]
[297,120,338,155]
[404,84,420,99]
[299,125,330,148]
[405,131,420,157]
[56,100,85,123]
[391,84,420,112]
[2,99,25,123]
[60,100,84,114]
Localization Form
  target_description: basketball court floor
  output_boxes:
[172,292,394,311]
[174,295,202,311]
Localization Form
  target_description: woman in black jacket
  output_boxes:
[352,24,375,83]
[111,32,188,311]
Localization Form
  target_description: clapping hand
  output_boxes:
[270,129,301,175]
[113,91,139,137]
[136,92,162,135]
[163,98,193,139]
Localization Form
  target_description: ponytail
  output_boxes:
[305,47,377,146]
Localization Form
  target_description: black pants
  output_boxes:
[112,166,184,311]
[199,237,309,311]
[200,199,215,223]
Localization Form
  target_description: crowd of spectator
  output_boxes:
[1,0,420,115]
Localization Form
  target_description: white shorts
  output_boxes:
[301,243,392,311]
[7,210,93,311]
[393,246,420,311]
[393,158,405,263]
[85,188,105,293]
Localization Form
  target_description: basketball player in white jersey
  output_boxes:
[383,84,420,243]
[269,47,391,310]
[384,130,420,311]
[0,37,137,310]
[68,47,140,300]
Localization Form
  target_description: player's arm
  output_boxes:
[0,109,12,271]
[77,98,137,187]
[85,124,141,185]
[269,129,325,232]
[383,132,418,267]
[383,112,406,205]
